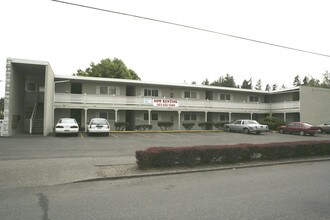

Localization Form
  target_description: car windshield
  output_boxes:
[91,119,108,125]
[59,118,76,124]
[245,120,258,124]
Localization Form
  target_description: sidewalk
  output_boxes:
[1,155,330,189]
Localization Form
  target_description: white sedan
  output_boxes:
[55,118,79,136]
[87,118,110,136]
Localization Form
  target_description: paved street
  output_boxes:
[1,161,329,220]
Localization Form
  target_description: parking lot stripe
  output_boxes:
[161,133,178,138]
[110,133,119,139]
[134,133,149,138]
[80,133,84,139]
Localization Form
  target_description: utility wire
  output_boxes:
[51,0,330,58]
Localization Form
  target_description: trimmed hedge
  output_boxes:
[197,122,214,130]
[214,122,228,130]
[158,121,174,131]
[182,122,195,130]
[135,124,153,131]
[114,122,130,131]
[258,116,285,131]
[135,140,330,168]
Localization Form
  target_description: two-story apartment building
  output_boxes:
[2,58,330,136]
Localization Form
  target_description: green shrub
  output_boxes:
[182,122,195,130]
[214,122,228,130]
[197,122,214,130]
[258,116,285,131]
[135,140,330,168]
[135,124,153,131]
[114,122,130,131]
[157,121,174,131]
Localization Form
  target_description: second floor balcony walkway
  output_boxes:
[54,93,300,113]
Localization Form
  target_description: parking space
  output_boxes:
[1,132,330,161]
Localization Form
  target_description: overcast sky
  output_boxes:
[1,0,330,97]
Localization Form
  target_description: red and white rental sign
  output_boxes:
[153,99,178,107]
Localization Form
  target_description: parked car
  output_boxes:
[278,122,319,136]
[87,118,110,136]
[55,118,79,136]
[224,119,269,135]
[318,121,330,134]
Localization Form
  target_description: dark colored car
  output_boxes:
[278,122,319,136]
[318,121,330,134]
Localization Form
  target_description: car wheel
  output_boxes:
[243,128,249,134]
[320,128,324,134]
[279,129,284,134]
[225,127,231,132]
[299,131,305,136]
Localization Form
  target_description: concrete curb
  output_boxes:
[72,156,330,184]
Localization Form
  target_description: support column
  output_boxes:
[148,110,151,125]
[250,113,253,120]
[269,113,273,117]
[205,111,208,122]
[178,111,181,130]
[284,113,287,122]
[229,112,232,122]
[114,109,118,122]
[84,108,88,132]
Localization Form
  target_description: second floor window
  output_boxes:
[220,93,231,101]
[184,91,197,99]
[97,86,119,95]
[144,89,159,97]
[249,95,259,102]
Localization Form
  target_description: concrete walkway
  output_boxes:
[1,155,330,190]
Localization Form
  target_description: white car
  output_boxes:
[224,119,269,135]
[55,118,79,136]
[87,118,110,136]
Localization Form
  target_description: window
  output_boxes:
[99,86,108,95]
[97,86,119,95]
[109,87,117,95]
[184,91,197,99]
[144,89,159,97]
[98,112,115,120]
[143,113,159,121]
[220,114,229,122]
[220,93,231,101]
[249,95,259,102]
[184,113,197,121]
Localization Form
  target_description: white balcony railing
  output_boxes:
[54,93,300,112]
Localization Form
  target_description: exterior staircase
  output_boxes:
[32,104,44,134]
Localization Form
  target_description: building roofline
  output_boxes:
[55,74,300,94]
[7,57,50,66]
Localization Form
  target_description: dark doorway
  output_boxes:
[71,83,82,94]
[126,86,135,96]
[125,110,135,131]
[70,109,82,129]
[206,91,213,100]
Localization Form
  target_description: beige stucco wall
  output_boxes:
[44,64,55,136]
[299,86,330,124]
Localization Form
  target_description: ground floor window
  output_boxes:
[184,113,197,121]
[220,114,229,122]
[97,111,115,120]
[143,112,159,121]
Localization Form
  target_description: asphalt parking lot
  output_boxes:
[1,131,330,161]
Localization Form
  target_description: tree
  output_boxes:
[302,76,309,86]
[321,71,330,88]
[272,84,278,91]
[254,79,262,90]
[191,81,196,85]
[293,75,301,86]
[211,74,237,88]
[265,84,271,91]
[241,78,252,89]
[281,84,287,89]
[201,78,210,85]
[74,58,141,80]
